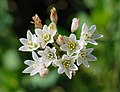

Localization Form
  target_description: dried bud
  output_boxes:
[71,18,80,32]
[31,14,42,29]
[39,68,49,77]
[56,35,64,45]
[50,7,58,24]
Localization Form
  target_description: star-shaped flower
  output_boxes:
[19,30,40,52]
[38,46,57,67]
[81,23,103,45]
[35,25,56,48]
[60,34,80,55]
[76,47,97,68]
[22,51,45,76]
[55,54,78,79]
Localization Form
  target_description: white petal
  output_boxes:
[81,23,88,35]
[62,54,69,60]
[69,34,76,41]
[44,60,52,67]
[60,44,69,51]
[24,60,34,66]
[69,64,78,70]
[87,54,97,61]
[18,46,30,52]
[19,38,28,45]
[27,30,32,39]
[37,36,43,42]
[35,29,42,37]
[54,59,62,66]
[83,60,89,68]
[77,58,83,66]
[43,25,48,32]
[32,51,39,62]
[91,34,103,40]
[41,42,47,48]
[87,48,94,54]
[88,39,98,45]
[65,69,72,79]
[64,36,69,43]
[89,25,96,34]
[51,47,56,53]
[38,51,44,56]
[22,67,33,73]
[58,67,65,74]
[30,68,39,76]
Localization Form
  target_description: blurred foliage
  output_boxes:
[0,0,120,92]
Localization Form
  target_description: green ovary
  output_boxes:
[68,41,76,51]
[62,60,71,68]
[42,33,51,42]
[47,52,54,60]
[79,52,86,59]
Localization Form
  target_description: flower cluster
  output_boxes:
[19,7,103,79]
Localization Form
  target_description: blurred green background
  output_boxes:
[0,0,120,92]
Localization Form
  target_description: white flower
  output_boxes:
[48,22,57,33]
[19,30,40,52]
[81,23,103,45]
[22,51,45,76]
[71,18,80,32]
[55,54,78,79]
[38,46,57,67]
[35,25,56,48]
[60,34,80,56]
[76,47,97,68]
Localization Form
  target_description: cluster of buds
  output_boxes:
[19,7,103,79]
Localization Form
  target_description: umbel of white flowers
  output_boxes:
[19,7,103,79]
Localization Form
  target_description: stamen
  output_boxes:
[68,41,76,50]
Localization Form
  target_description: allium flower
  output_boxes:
[60,34,80,55]
[76,47,97,68]
[71,18,80,32]
[48,22,57,33]
[19,7,103,79]
[81,23,103,45]
[38,46,57,67]
[55,54,78,79]
[22,51,45,76]
[35,25,56,48]
[19,30,40,52]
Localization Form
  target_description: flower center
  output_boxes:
[85,33,92,40]
[49,24,56,30]
[42,33,51,42]
[32,62,38,68]
[79,51,87,59]
[68,41,76,50]
[62,60,71,68]
[47,52,54,60]
[28,40,33,45]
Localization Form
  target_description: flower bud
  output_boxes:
[56,35,64,45]
[50,7,58,24]
[71,18,80,32]
[31,14,42,29]
[39,68,49,77]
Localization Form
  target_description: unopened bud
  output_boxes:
[50,7,58,24]
[39,68,49,77]
[56,35,64,45]
[71,18,80,32]
[31,14,42,29]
